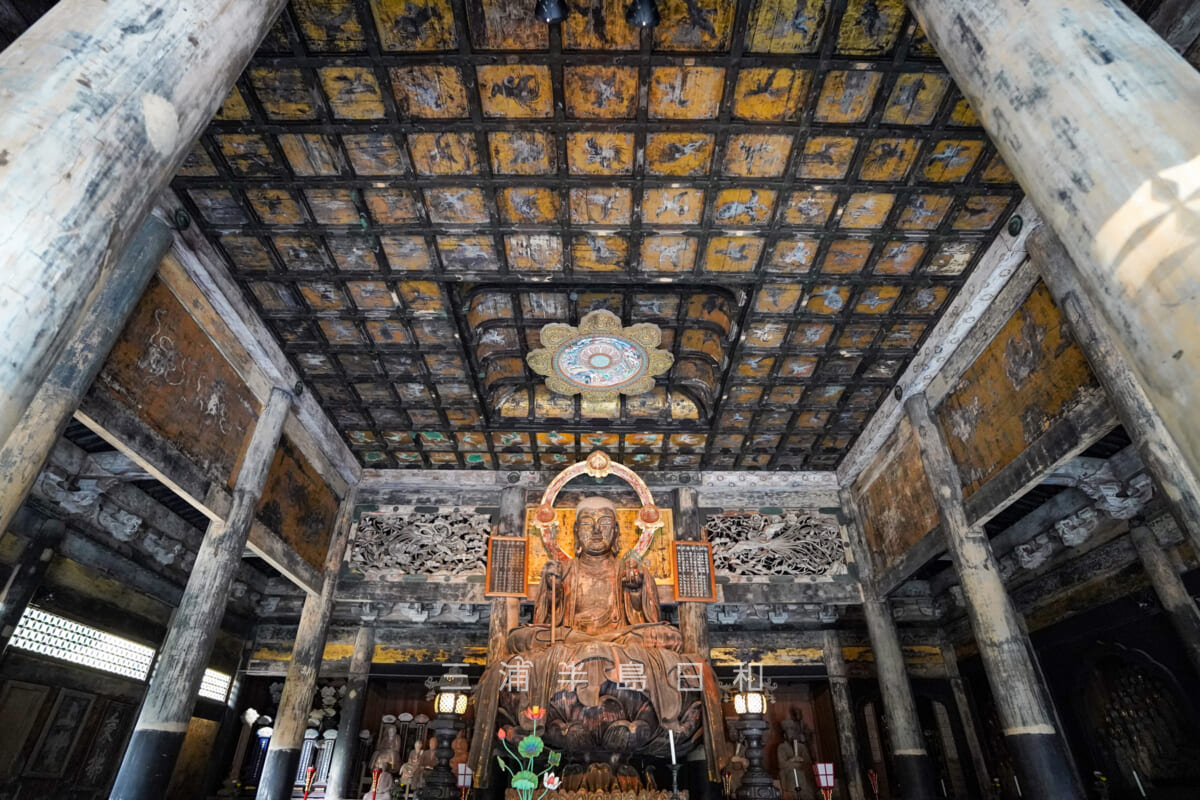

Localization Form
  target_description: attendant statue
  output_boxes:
[397,745,425,795]
[367,718,402,800]
[777,718,817,800]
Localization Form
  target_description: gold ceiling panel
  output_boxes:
[174,0,1021,471]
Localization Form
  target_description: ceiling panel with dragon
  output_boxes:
[172,0,1022,471]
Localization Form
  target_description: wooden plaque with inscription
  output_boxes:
[672,541,716,602]
[485,535,528,597]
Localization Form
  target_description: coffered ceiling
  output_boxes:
[172,0,1023,471]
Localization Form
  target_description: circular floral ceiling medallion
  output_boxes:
[527,310,673,400]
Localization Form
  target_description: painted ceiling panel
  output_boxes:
[172,0,1023,471]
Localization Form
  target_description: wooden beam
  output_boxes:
[0,0,288,457]
[907,0,1200,509]
[822,630,868,800]
[877,388,1118,594]
[839,198,1040,485]
[1028,225,1200,558]
[1149,0,1200,53]
[907,392,1085,799]
[112,387,291,800]
[0,215,173,536]
[157,191,358,493]
[257,492,356,800]
[960,388,1118,529]
[923,259,1040,406]
[75,384,320,594]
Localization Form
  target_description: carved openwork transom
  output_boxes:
[704,511,845,577]
[352,510,492,579]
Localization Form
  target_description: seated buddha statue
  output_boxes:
[474,495,720,768]
[507,496,682,653]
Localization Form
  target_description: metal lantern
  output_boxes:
[419,664,473,800]
[733,690,766,716]
[434,663,472,718]
[732,689,778,800]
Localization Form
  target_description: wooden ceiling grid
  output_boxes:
[172,0,1022,471]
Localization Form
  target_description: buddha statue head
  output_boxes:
[573,496,621,558]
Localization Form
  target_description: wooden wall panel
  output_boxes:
[97,272,260,486]
[854,416,940,575]
[935,282,1098,496]
[256,435,339,571]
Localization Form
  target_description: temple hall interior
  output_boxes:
[0,0,1199,798]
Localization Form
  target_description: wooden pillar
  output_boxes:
[905,0,1200,491]
[939,641,993,800]
[326,620,375,800]
[821,630,867,800]
[841,490,938,800]
[906,392,1084,799]
[0,215,174,535]
[111,387,291,800]
[0,509,65,653]
[0,0,287,449]
[487,486,525,664]
[1028,226,1200,557]
[1130,523,1200,680]
[257,494,357,800]
[859,598,938,800]
[675,487,711,657]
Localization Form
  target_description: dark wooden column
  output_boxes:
[906,392,1084,799]
[257,494,357,800]
[841,491,938,800]
[939,639,993,799]
[675,487,710,657]
[1028,226,1200,557]
[487,486,524,664]
[1130,523,1200,679]
[822,629,867,800]
[905,0,1200,491]
[0,509,65,653]
[326,618,376,800]
[0,215,173,535]
[0,0,287,450]
[111,387,292,800]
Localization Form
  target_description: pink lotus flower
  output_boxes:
[543,773,561,790]
[496,728,507,740]
[525,705,546,721]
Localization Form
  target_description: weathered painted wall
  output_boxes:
[935,282,1098,496]
[256,435,340,571]
[853,416,940,575]
[97,273,261,486]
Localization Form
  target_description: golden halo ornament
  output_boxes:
[526,310,673,400]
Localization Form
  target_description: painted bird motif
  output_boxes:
[928,143,972,169]
[662,138,707,162]
[392,3,436,41]
[656,192,692,219]
[681,0,718,39]
[715,191,770,222]
[508,135,545,165]
[714,242,753,261]
[589,74,625,108]
[584,191,621,221]
[651,239,691,267]
[584,137,624,169]
[509,190,542,221]
[490,74,540,106]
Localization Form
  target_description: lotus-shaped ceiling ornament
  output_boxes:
[527,310,673,401]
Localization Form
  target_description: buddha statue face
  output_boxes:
[574,500,620,557]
